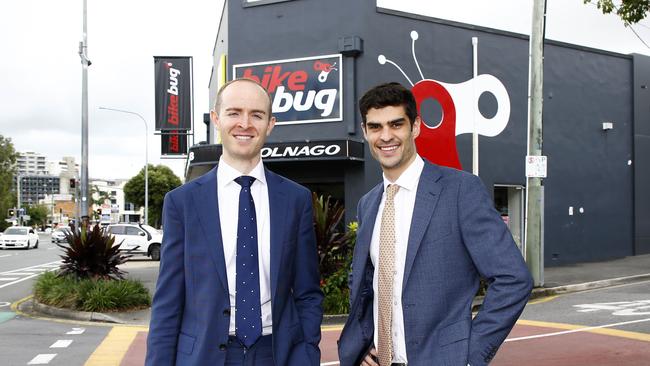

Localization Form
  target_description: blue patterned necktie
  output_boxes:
[234,176,262,347]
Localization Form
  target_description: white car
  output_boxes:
[0,226,39,249]
[51,227,72,243]
[106,223,163,261]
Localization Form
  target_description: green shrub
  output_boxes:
[322,262,351,314]
[320,221,357,314]
[34,271,150,312]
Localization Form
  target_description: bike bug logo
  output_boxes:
[234,54,342,125]
[378,31,511,169]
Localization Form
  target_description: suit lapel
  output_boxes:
[192,166,229,293]
[352,183,383,299]
[402,163,442,291]
[266,169,287,303]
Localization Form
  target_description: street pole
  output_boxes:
[98,107,149,226]
[78,0,92,227]
[472,37,479,176]
[17,174,22,226]
[525,0,547,287]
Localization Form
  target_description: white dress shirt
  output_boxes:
[217,157,272,335]
[370,155,425,364]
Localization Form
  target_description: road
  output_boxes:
[1,233,649,365]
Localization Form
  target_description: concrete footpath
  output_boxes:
[16,253,650,327]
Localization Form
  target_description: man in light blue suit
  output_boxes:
[338,82,533,366]
[146,78,323,366]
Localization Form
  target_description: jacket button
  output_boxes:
[219,344,227,351]
[223,309,231,316]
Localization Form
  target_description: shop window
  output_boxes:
[494,185,524,253]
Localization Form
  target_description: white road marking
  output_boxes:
[0,261,61,289]
[505,317,650,342]
[0,277,19,281]
[574,300,650,316]
[66,328,85,335]
[0,254,12,258]
[27,354,57,364]
[2,272,34,275]
[50,340,73,348]
[0,261,61,275]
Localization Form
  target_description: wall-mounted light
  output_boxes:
[602,122,613,131]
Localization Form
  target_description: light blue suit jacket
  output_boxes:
[338,162,533,366]
[146,166,323,366]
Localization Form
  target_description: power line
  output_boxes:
[626,23,650,50]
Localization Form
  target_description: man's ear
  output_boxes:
[210,110,220,129]
[361,123,368,140]
[266,116,277,136]
[412,116,421,139]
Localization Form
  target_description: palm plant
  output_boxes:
[312,193,352,279]
[57,225,130,280]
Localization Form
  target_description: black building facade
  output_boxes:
[187,0,650,267]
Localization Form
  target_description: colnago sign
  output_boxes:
[261,143,342,159]
[154,56,193,131]
[233,54,343,125]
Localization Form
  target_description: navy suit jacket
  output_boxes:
[146,166,323,366]
[338,162,533,366]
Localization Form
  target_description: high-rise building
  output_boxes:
[16,151,47,176]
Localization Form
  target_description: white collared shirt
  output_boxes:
[370,155,425,364]
[217,157,272,335]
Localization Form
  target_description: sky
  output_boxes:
[1,0,648,182]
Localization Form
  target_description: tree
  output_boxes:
[90,185,114,221]
[26,204,49,228]
[584,0,650,24]
[123,164,182,228]
[0,135,19,231]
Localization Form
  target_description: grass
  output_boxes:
[34,271,151,312]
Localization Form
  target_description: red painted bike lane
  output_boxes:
[117,322,650,366]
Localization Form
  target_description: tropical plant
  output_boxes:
[321,221,357,314]
[57,225,130,280]
[90,185,113,221]
[312,193,352,279]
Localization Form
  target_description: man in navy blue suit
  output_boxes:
[338,82,532,366]
[146,78,323,366]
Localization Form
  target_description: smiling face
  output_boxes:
[211,79,275,171]
[363,105,421,182]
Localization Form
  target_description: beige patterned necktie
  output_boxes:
[378,184,399,366]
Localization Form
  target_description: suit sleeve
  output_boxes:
[145,192,185,366]
[294,191,324,365]
[458,174,533,366]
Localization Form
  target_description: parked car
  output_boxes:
[51,227,72,244]
[106,223,163,261]
[0,226,39,249]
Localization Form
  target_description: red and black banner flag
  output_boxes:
[154,56,193,131]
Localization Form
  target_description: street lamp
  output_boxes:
[98,107,148,225]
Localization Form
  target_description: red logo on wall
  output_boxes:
[378,31,511,169]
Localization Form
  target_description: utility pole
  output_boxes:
[472,37,479,176]
[78,0,91,226]
[525,0,547,287]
